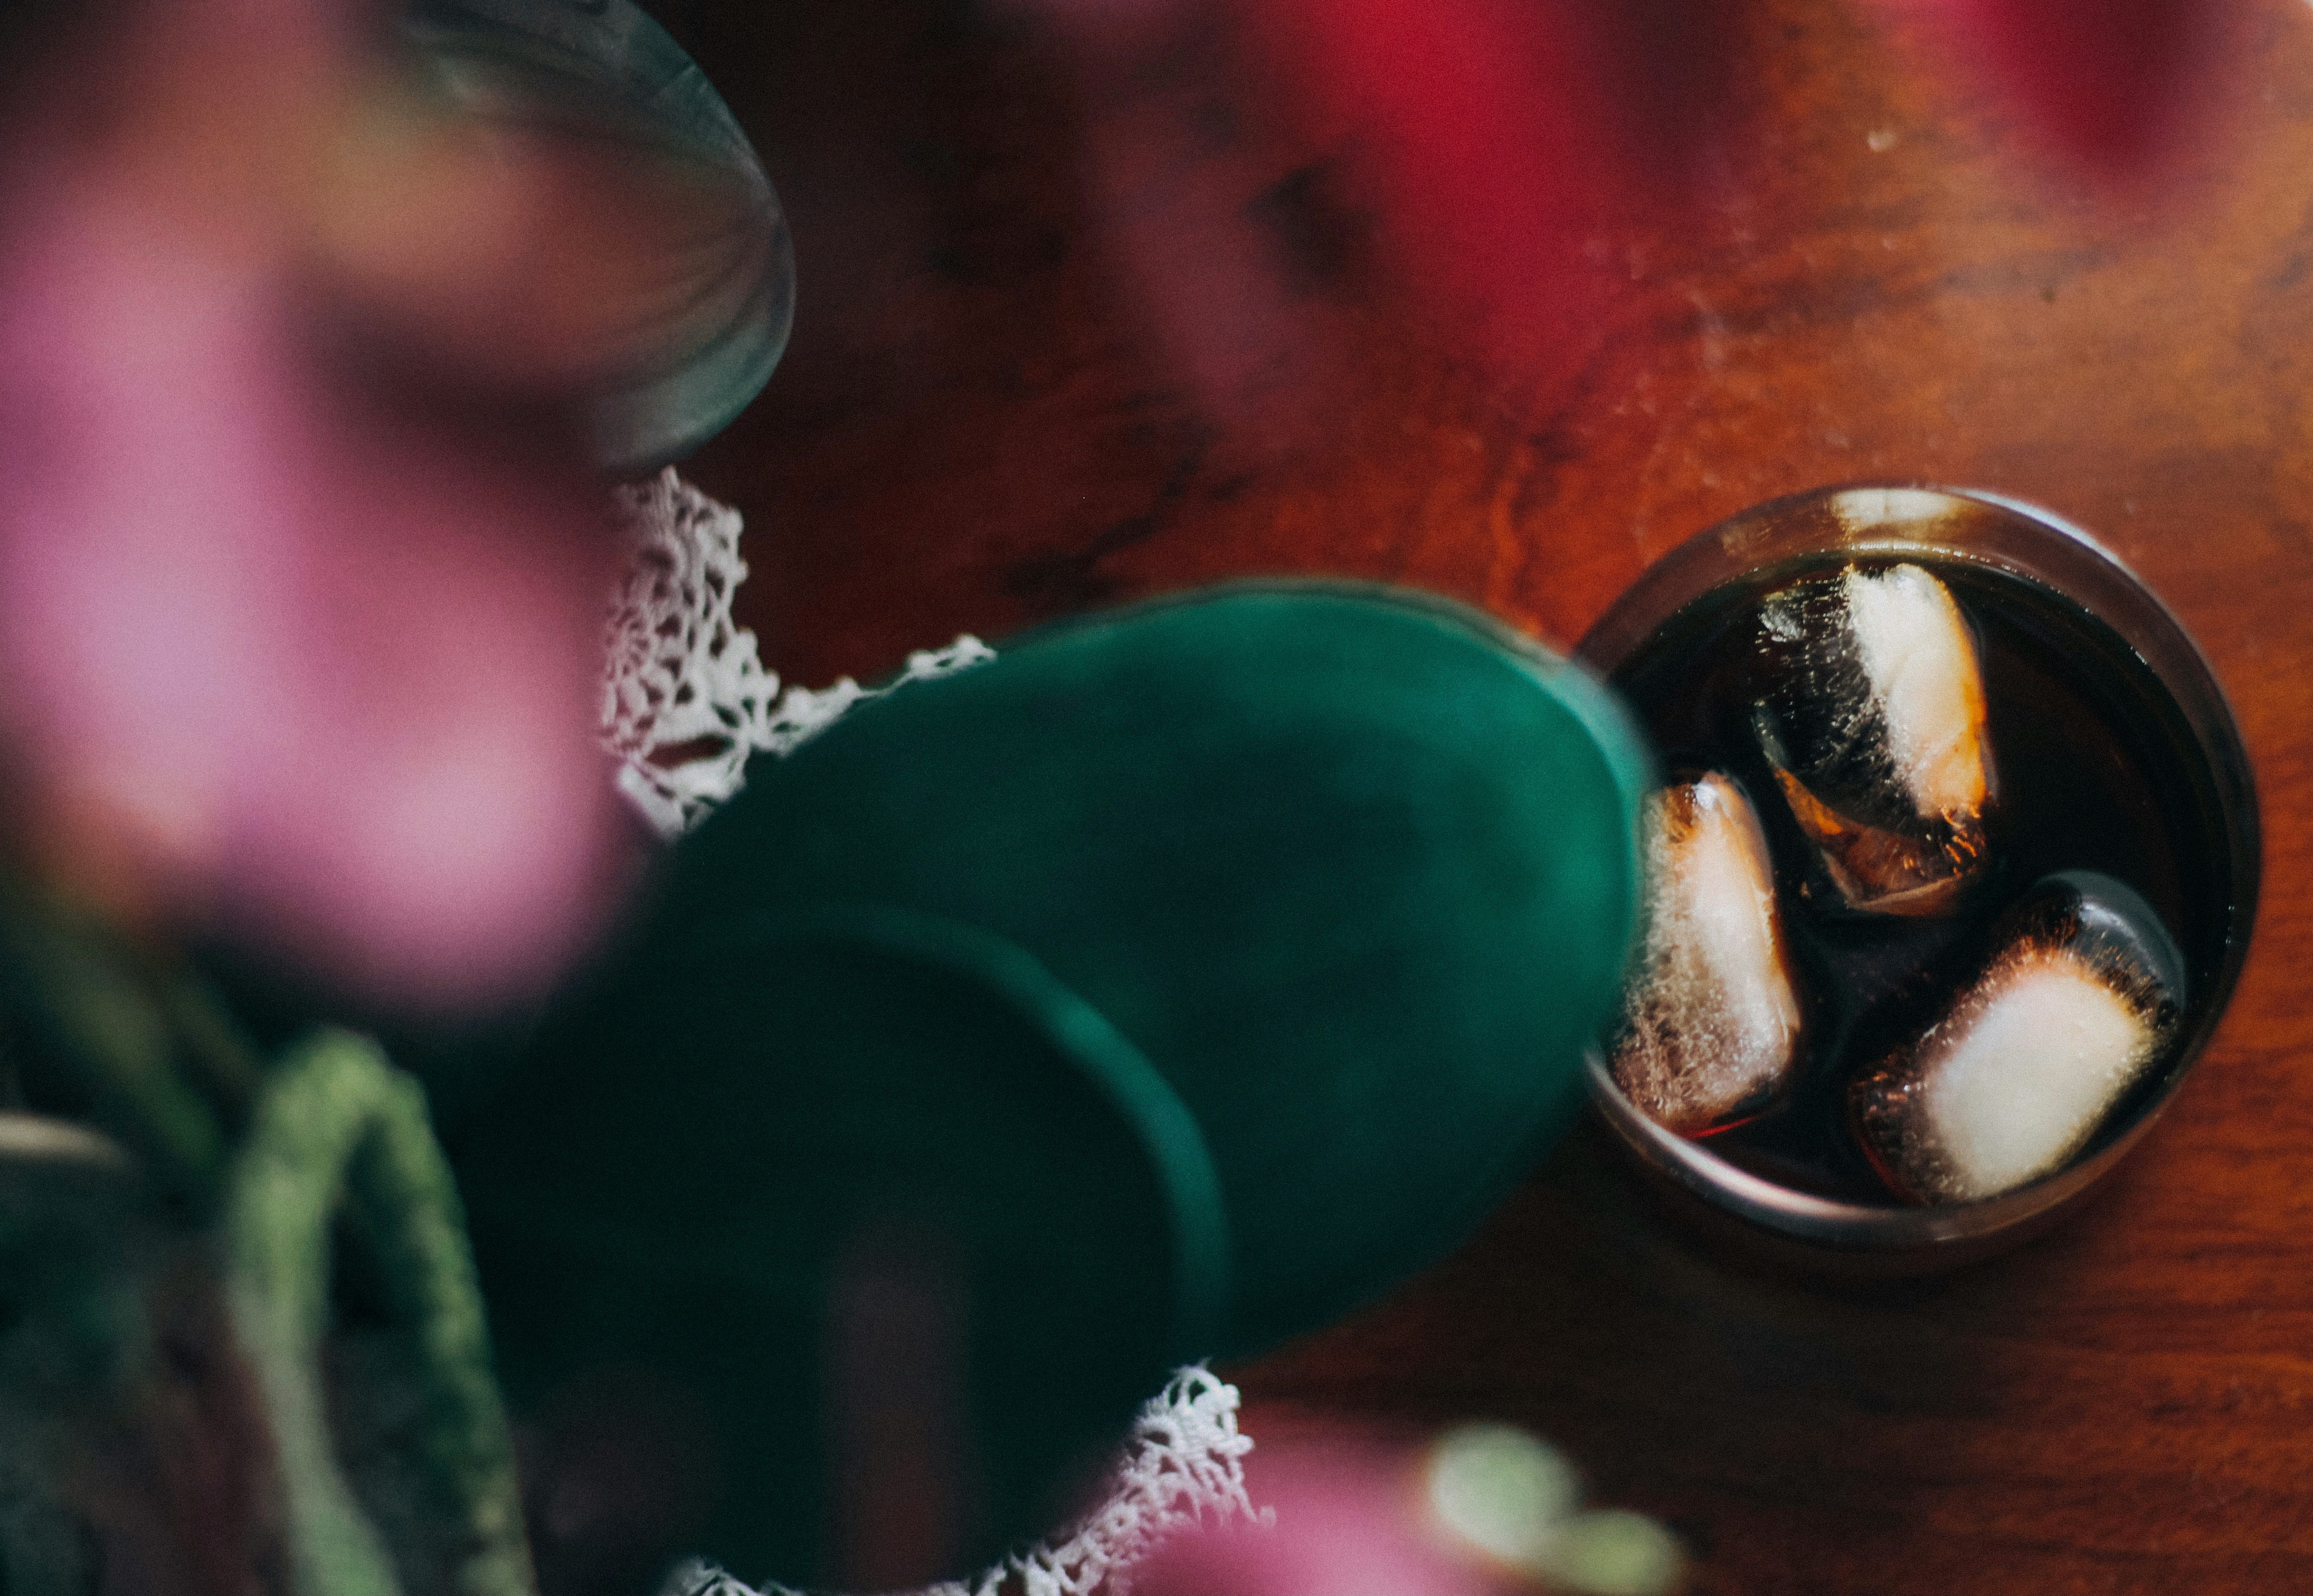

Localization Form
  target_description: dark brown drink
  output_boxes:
[1608,550,2235,1205]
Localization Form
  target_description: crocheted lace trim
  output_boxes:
[656,1366,1268,1596]
[603,469,993,837]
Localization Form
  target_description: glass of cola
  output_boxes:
[1576,486,2259,1267]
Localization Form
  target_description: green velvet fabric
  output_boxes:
[456,582,1648,1587]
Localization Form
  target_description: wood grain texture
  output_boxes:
[671,0,2313,1588]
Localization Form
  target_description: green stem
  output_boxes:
[226,1029,536,1596]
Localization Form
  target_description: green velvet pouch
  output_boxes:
[456,581,1649,1585]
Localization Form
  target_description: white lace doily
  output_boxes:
[656,1366,1268,1596]
[602,469,993,837]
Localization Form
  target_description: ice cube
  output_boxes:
[1850,871,2184,1203]
[1752,564,1992,916]
[1611,773,1803,1134]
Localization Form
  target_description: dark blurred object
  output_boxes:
[517,1370,723,1596]
[0,1114,146,1410]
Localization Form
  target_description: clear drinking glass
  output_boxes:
[1576,485,2259,1268]
[400,0,796,471]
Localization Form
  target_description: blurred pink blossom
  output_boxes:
[0,0,632,1009]
[1024,0,2224,419]
[1133,1430,1507,1596]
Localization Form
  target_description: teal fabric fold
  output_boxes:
[458,580,1649,1585]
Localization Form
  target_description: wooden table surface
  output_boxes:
[673,0,2313,1589]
